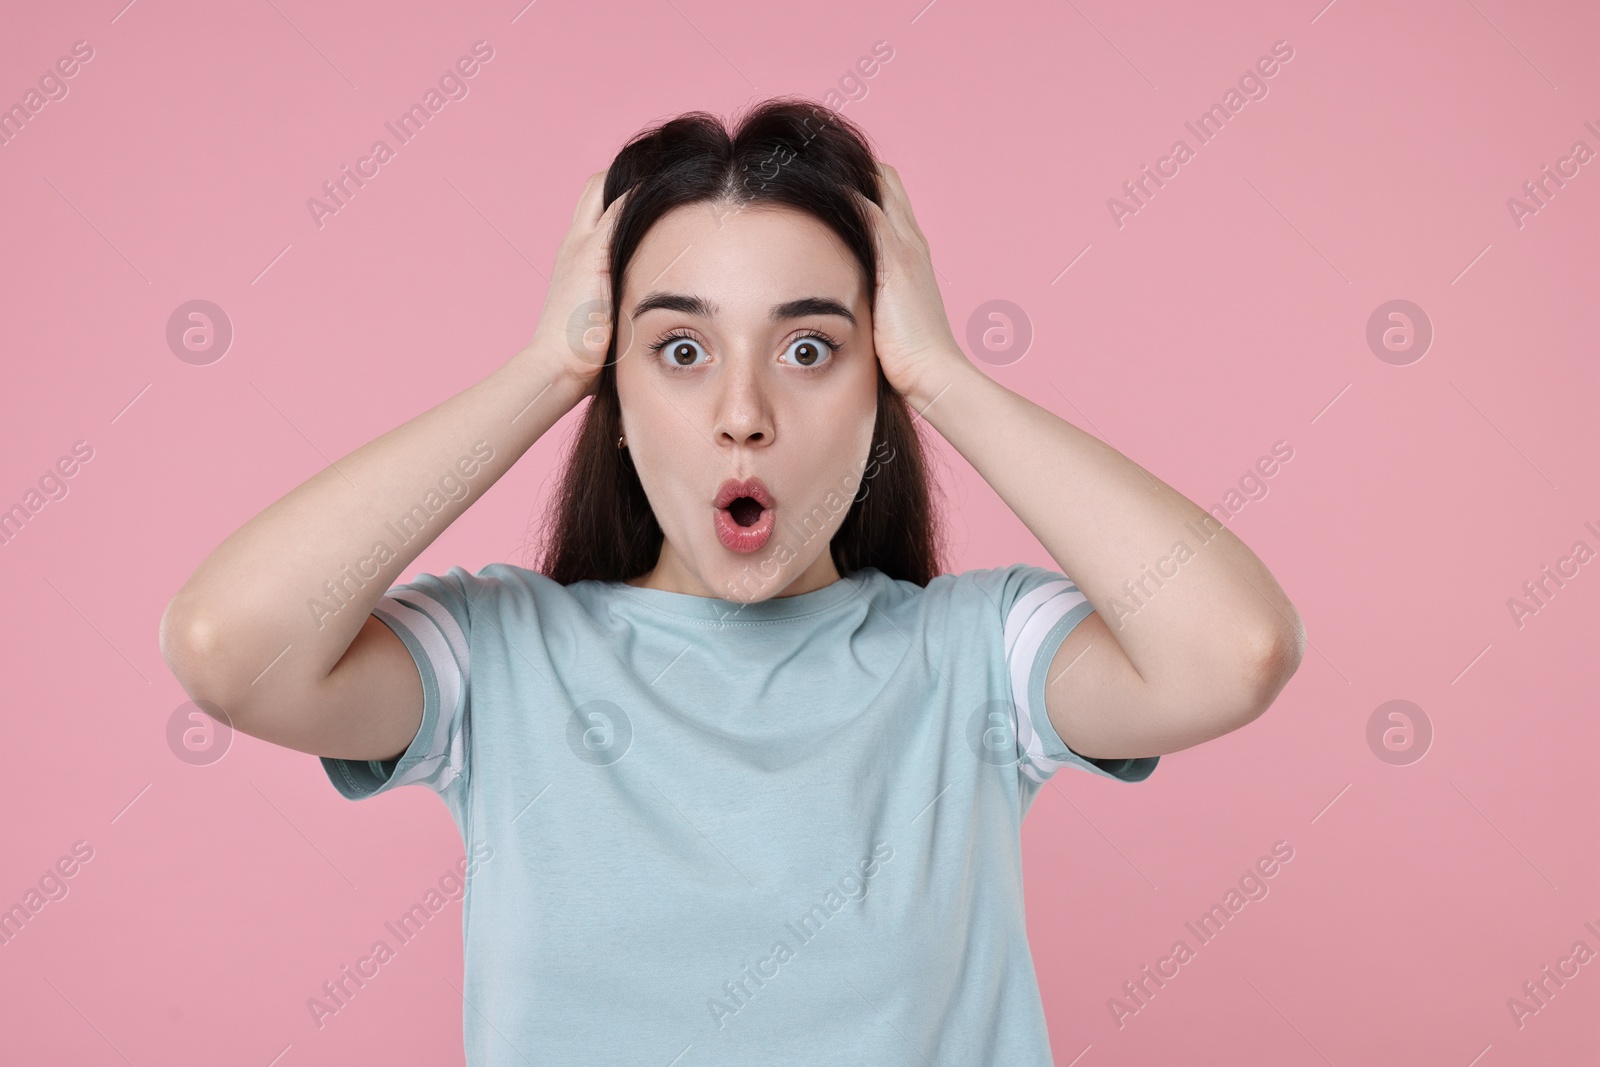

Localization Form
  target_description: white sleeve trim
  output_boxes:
[1004,580,1089,784]
[390,588,470,672]
[376,592,469,791]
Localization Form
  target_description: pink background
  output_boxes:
[2,0,1596,1063]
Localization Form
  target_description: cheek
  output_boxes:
[623,381,709,455]
[619,390,709,512]
[614,367,661,449]
[796,387,877,478]
[842,368,880,438]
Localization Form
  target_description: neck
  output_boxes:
[626,543,842,600]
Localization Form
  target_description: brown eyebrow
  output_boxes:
[629,292,713,320]
[630,292,856,328]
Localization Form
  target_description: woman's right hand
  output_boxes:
[525,169,632,397]
[161,174,634,769]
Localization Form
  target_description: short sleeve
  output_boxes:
[970,563,1159,786]
[321,567,476,801]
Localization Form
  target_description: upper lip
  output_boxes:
[714,476,774,509]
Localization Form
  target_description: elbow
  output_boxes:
[158,601,253,728]
[1232,609,1306,727]
[157,595,191,672]
[158,596,219,680]
[1144,610,1305,753]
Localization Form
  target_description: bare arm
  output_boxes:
[159,172,626,763]
[854,163,1304,761]
[911,361,1304,759]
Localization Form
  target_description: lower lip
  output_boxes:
[714,505,775,554]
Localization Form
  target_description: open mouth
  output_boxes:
[725,496,765,527]
[713,477,775,554]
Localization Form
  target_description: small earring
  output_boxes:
[617,435,627,449]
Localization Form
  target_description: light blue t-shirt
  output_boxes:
[322,562,1157,1065]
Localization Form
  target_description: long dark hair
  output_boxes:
[532,97,946,590]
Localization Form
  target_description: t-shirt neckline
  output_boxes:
[606,568,873,624]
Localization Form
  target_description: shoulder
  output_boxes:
[920,563,1081,621]
[387,562,601,625]
[853,563,1080,637]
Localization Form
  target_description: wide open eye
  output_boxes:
[648,332,708,369]
[780,332,840,370]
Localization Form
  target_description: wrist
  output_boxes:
[903,345,983,416]
[510,336,597,389]
[503,339,597,409]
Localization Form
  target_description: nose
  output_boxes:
[712,351,775,448]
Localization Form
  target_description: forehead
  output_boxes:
[622,202,865,310]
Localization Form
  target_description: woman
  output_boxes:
[160,97,1303,1064]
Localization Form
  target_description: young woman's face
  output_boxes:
[614,200,879,602]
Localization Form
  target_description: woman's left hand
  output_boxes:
[853,163,972,407]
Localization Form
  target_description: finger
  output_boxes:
[859,168,909,247]
[847,188,890,285]
[859,186,903,258]
[875,163,927,245]
[573,169,608,227]
[872,162,904,226]
[598,186,632,255]
[597,186,634,317]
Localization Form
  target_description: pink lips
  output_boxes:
[713,477,774,510]
[713,476,775,554]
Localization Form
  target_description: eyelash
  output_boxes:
[645,329,842,374]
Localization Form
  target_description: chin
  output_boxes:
[701,548,789,603]
[704,562,771,603]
